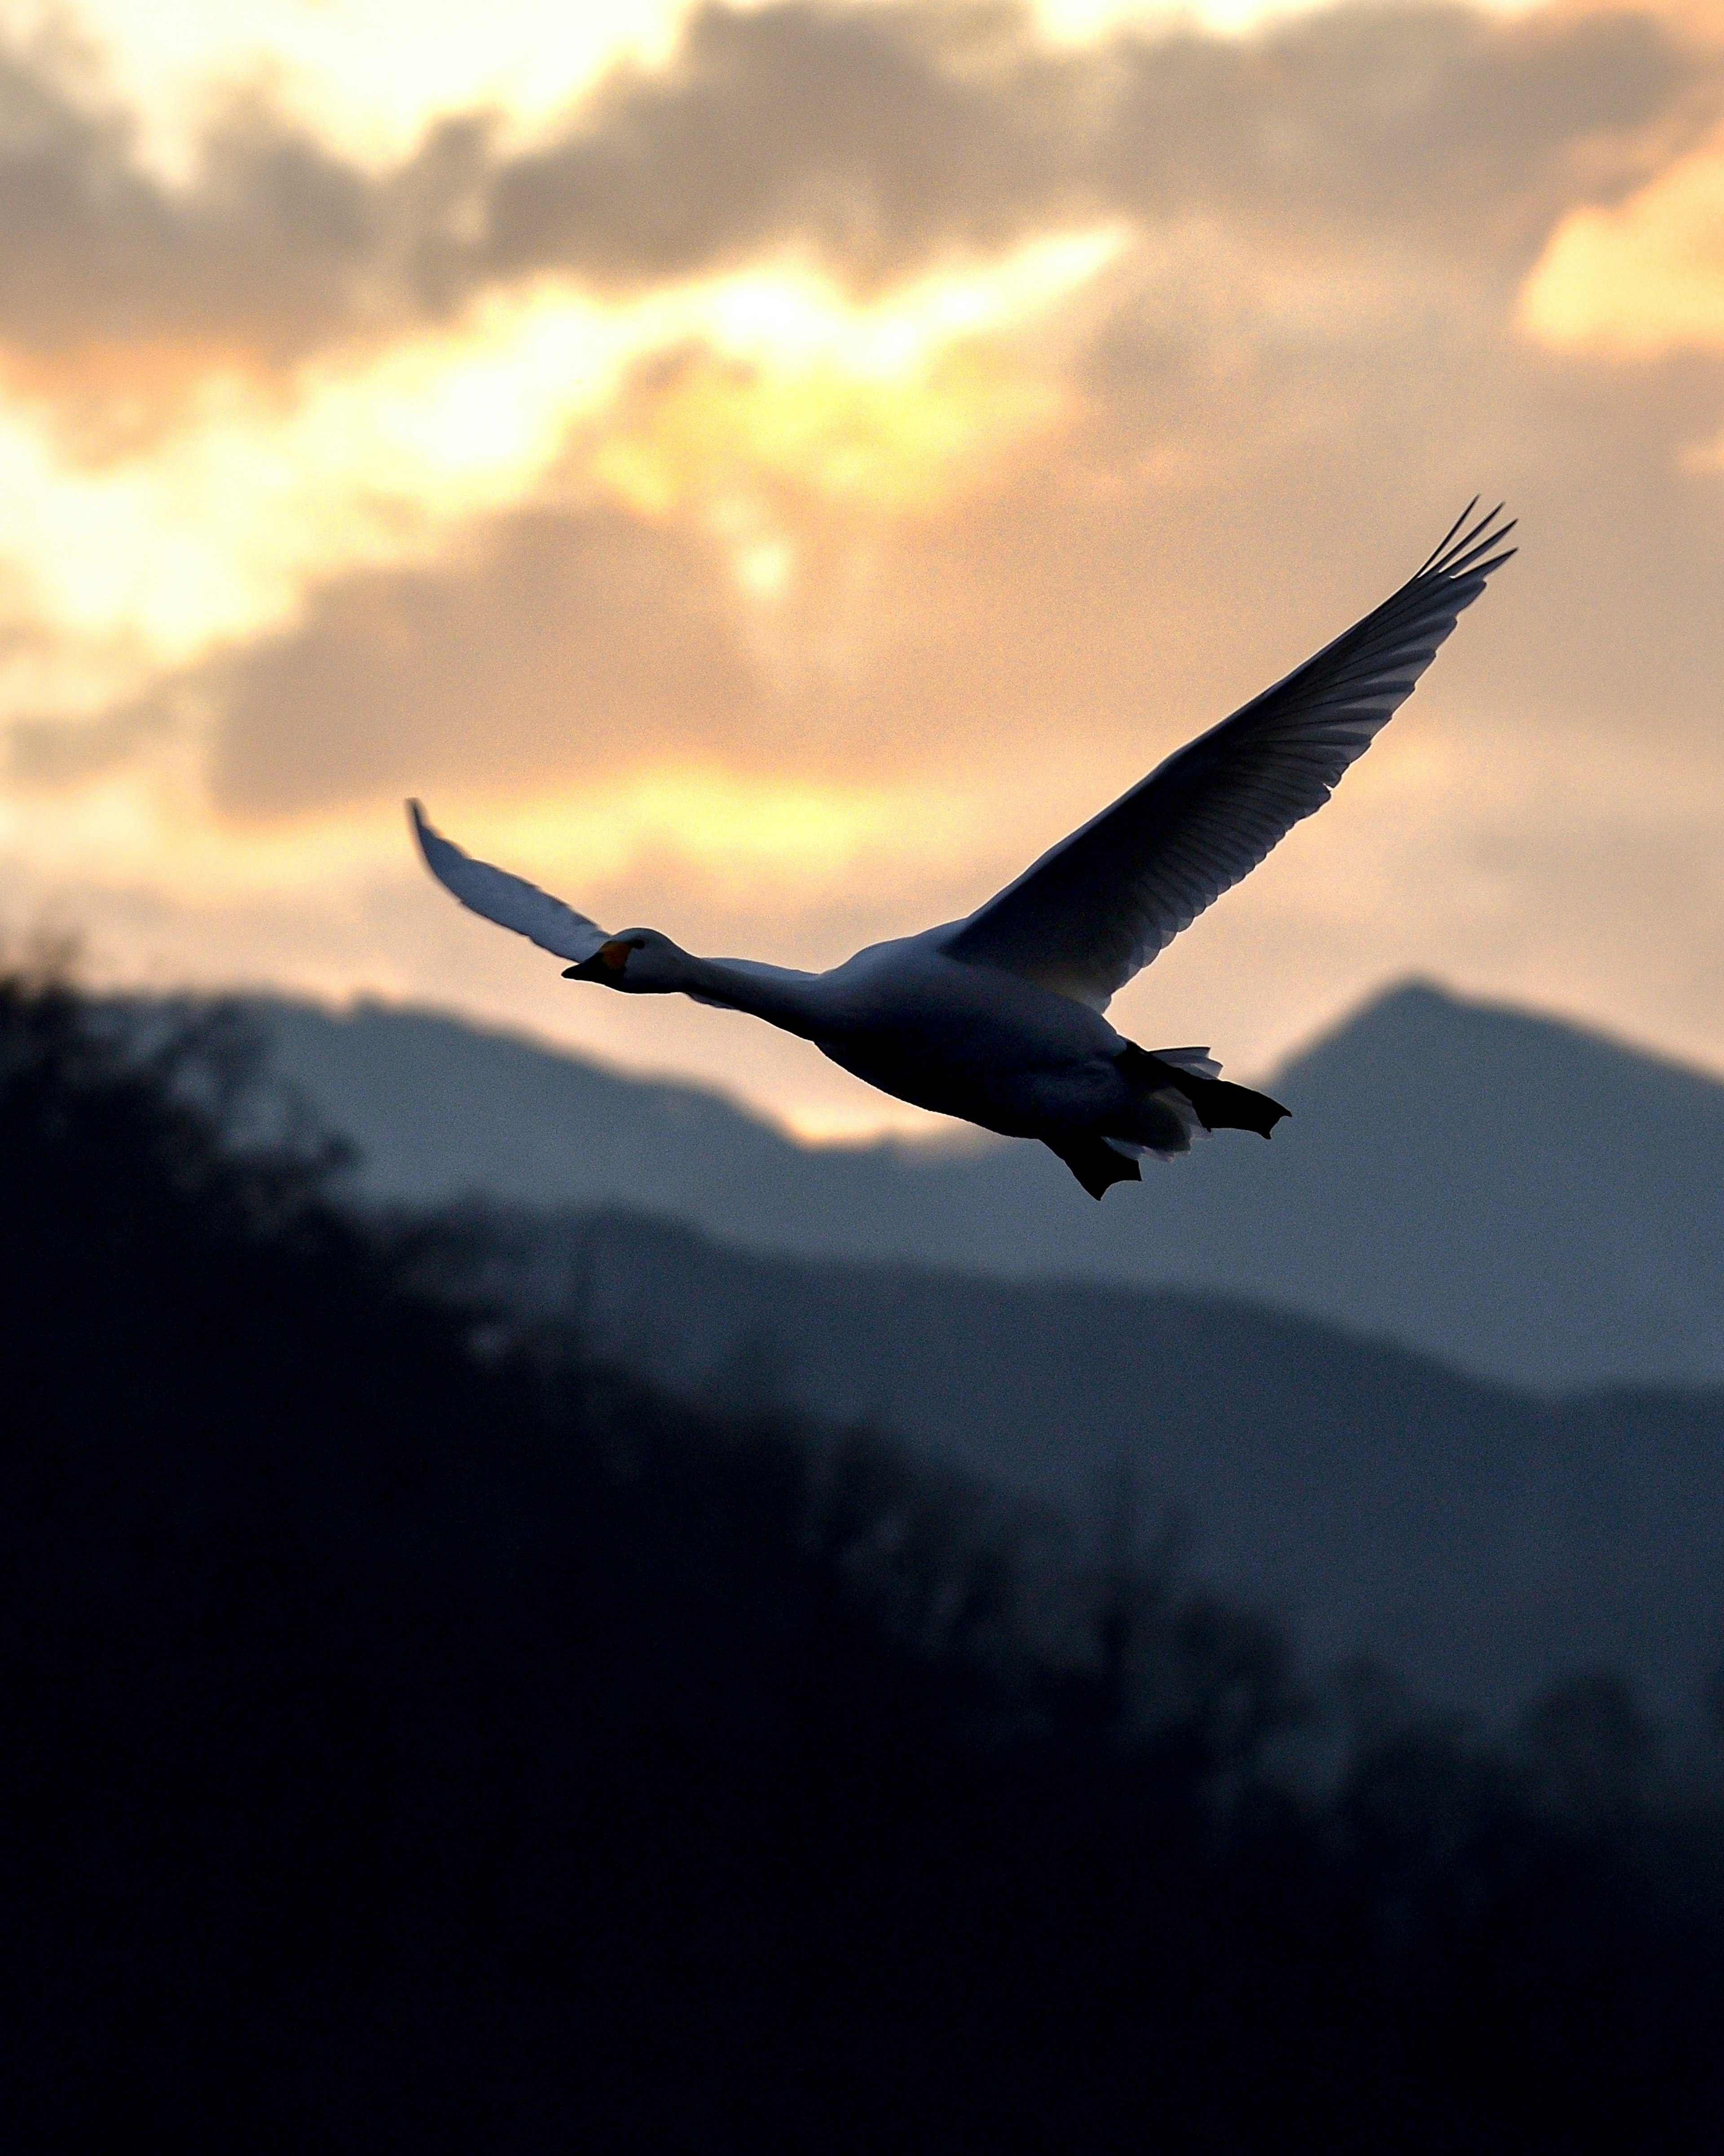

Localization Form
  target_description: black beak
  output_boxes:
[563,940,632,983]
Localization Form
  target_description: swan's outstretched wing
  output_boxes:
[409,801,610,966]
[944,504,1515,1010]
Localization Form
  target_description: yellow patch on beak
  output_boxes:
[596,939,632,976]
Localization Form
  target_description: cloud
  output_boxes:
[4,694,170,787]
[0,2,1711,384]
[59,0,1723,823]
[6,0,1724,1124]
[479,2,1079,290]
[0,40,388,369]
[466,0,1717,293]
[1519,117,1724,354]
[203,505,769,816]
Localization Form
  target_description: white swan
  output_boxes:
[410,503,1514,1197]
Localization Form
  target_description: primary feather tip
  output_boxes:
[407,799,453,876]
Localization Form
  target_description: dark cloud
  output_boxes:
[478,2,1080,289]
[203,507,769,817]
[471,2,1718,293]
[1098,3,1711,267]
[0,39,502,368]
[0,47,381,360]
[0,4,1714,368]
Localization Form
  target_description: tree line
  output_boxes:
[3,967,1721,2151]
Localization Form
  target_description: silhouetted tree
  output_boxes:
[3,967,1723,2155]
[1520,1671,1657,1829]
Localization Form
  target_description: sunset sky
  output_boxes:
[2,0,1721,1136]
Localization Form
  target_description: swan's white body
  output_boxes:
[673,930,1134,1129]
[411,506,1514,1197]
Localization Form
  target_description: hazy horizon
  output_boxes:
[122,963,1723,1151]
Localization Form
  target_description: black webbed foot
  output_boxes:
[1047,1135,1143,1200]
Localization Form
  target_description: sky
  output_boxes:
[0,0,1720,1138]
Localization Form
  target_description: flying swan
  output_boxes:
[411,503,1514,1198]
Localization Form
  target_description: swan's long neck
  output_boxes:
[674,952,827,1038]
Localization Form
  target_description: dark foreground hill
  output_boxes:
[462,1207,1724,1726]
[239,980,1724,1389]
[10,976,1724,2151]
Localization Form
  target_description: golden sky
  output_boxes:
[2,0,1722,1137]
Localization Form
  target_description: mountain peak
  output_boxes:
[159,982,1724,1392]
[1278,977,1715,1107]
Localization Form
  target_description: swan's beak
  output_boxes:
[563,940,633,983]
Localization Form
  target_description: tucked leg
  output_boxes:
[1046,1134,1143,1200]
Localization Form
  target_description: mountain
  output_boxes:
[238,981,1724,1389]
[460,1206,1724,1727]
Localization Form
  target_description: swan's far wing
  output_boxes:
[409,801,610,966]
[944,504,1515,1010]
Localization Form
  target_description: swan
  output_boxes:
[410,503,1514,1198]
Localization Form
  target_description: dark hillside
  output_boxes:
[6,979,1724,2152]
[465,1207,1724,1724]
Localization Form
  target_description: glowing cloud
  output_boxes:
[0,224,1120,727]
[0,283,638,701]
[4,0,1724,1141]
[1518,128,1724,358]
[0,749,979,906]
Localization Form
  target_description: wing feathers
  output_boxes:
[945,506,1514,1008]
[409,801,610,967]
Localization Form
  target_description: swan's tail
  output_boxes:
[1121,1042,1291,1143]
[1047,1045,1291,1199]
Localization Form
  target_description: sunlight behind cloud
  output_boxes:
[0,285,638,696]
[595,344,1065,523]
[1518,127,1724,358]
[0,752,980,904]
[0,227,1119,720]
[690,230,1126,375]
[593,234,1121,529]
[454,764,986,896]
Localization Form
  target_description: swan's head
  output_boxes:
[562,929,687,993]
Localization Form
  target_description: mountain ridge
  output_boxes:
[224,978,1724,1389]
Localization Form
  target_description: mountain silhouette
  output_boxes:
[233,980,1724,1388]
